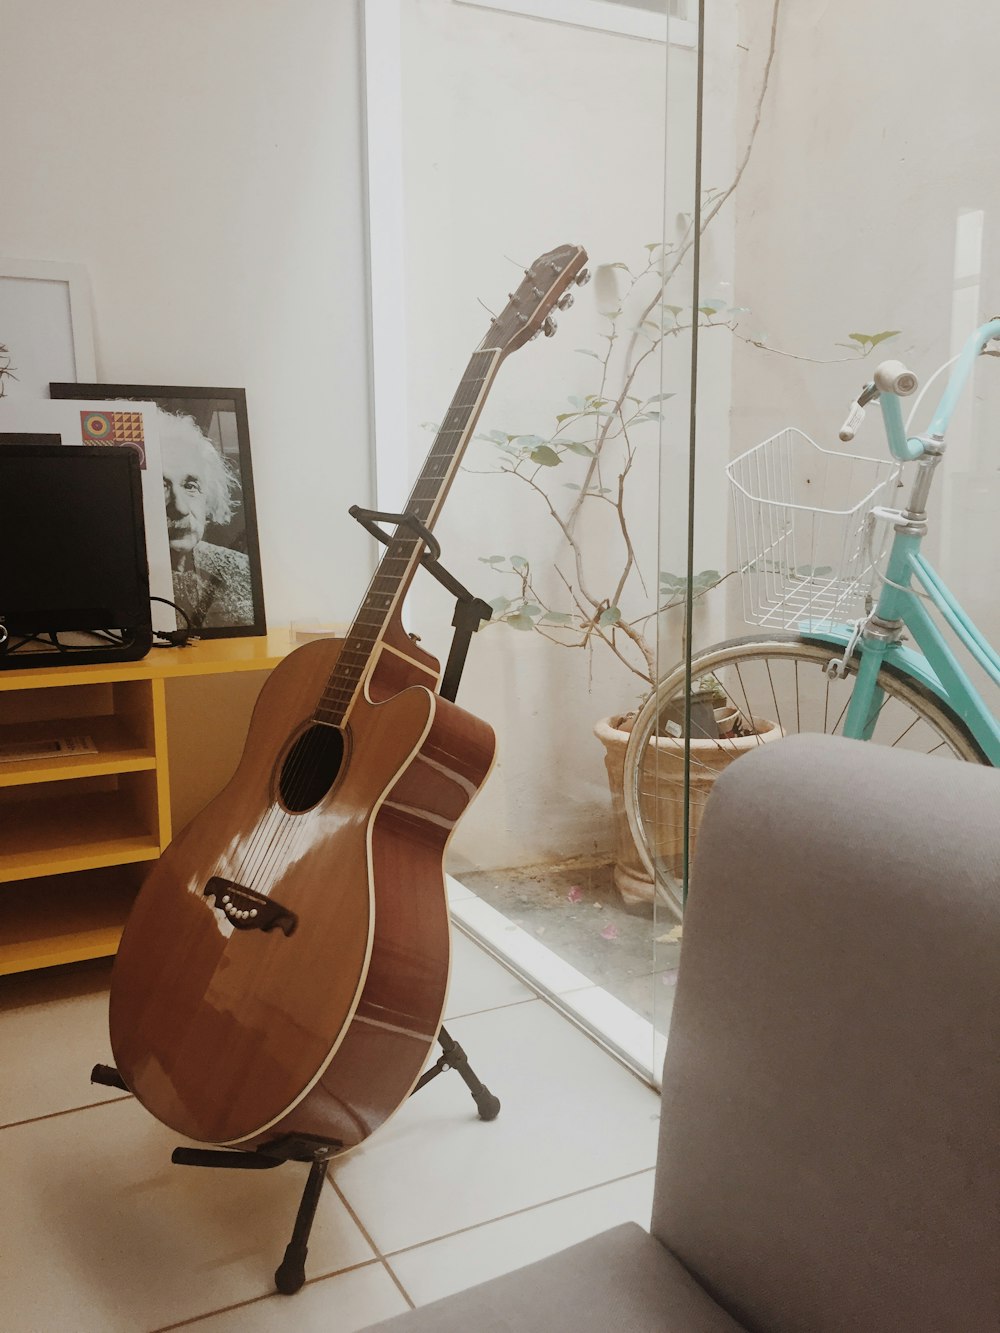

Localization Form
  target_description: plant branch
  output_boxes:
[568,0,783,526]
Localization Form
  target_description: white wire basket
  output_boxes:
[727,428,902,630]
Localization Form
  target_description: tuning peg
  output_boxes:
[575,268,591,286]
[542,315,557,337]
[556,291,575,311]
[529,328,543,341]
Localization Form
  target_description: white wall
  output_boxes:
[0,0,375,627]
[731,0,1000,663]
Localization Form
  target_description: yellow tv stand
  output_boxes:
[0,633,296,975]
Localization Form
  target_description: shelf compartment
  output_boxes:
[0,781,162,883]
[0,714,157,787]
[0,679,159,789]
[0,866,144,974]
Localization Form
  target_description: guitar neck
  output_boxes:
[315,347,502,726]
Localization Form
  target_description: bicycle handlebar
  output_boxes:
[928,316,1000,437]
[839,317,1000,460]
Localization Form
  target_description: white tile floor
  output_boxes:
[0,924,661,1332]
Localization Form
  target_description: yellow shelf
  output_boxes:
[0,792,161,883]
[0,630,297,690]
[0,634,300,972]
[0,715,155,787]
[0,871,139,975]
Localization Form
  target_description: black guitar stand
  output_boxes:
[91,507,499,1296]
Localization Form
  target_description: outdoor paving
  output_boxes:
[457,858,681,1034]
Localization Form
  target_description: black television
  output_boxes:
[0,438,152,667]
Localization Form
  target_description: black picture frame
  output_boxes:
[49,383,266,639]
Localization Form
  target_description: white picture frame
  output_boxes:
[0,258,97,397]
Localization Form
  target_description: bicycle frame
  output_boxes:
[804,318,1000,763]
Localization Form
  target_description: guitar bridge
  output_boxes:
[203,877,298,936]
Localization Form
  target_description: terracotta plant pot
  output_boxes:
[594,712,782,911]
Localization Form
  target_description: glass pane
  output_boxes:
[647,0,1000,983]
[394,0,691,1078]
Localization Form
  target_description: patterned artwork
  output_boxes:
[79,410,147,468]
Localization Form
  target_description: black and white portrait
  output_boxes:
[50,383,266,638]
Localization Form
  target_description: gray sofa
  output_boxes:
[364,734,1000,1331]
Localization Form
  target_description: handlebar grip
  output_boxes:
[838,402,866,442]
[874,359,918,396]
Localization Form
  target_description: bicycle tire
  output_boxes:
[623,633,989,916]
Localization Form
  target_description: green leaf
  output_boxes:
[487,596,510,615]
[598,607,622,628]
[540,611,575,625]
[510,555,529,571]
[848,332,873,345]
[479,555,505,564]
[515,434,547,448]
[575,348,601,359]
[563,482,581,490]
[505,612,536,632]
[644,392,676,404]
[568,395,587,410]
[555,412,578,422]
[663,305,684,317]
[868,330,901,347]
[563,441,595,456]
[529,444,561,467]
[521,602,542,617]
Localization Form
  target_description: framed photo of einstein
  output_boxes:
[50,382,266,639]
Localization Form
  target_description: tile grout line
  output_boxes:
[0,1091,131,1133]
[326,1173,417,1309]
[337,1162,657,1267]
[448,917,666,1093]
[148,1257,387,1332]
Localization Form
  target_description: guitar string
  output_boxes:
[227,355,496,902]
[247,350,496,885]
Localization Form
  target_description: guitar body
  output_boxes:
[110,631,496,1149]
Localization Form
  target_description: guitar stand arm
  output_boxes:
[348,504,442,564]
[348,502,494,705]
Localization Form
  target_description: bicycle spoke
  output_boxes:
[733,663,764,746]
[764,660,783,736]
[889,715,920,748]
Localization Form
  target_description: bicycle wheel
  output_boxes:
[623,633,988,916]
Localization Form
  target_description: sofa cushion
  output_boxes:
[361,1222,747,1332]
[652,734,1000,1333]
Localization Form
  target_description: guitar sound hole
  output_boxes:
[278,725,346,813]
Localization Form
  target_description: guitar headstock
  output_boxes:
[483,244,590,357]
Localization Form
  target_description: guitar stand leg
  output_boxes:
[411,1025,501,1121]
[274,1157,330,1296]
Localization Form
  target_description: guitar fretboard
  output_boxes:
[315,348,501,726]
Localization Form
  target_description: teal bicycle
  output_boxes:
[625,318,1000,913]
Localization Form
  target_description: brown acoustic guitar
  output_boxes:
[109,243,590,1153]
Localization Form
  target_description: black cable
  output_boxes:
[151,595,197,648]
